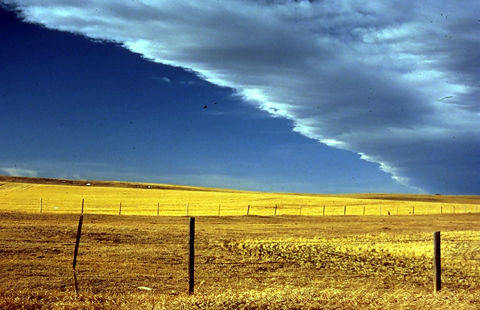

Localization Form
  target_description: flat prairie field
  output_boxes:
[1,178,480,309]
[0,177,479,216]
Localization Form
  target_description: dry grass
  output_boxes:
[2,286,480,310]
[2,211,480,309]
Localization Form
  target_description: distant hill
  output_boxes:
[0,175,247,193]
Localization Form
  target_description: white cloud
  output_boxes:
[4,0,480,193]
[0,167,38,177]
[151,76,171,83]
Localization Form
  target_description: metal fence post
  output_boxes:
[434,231,441,292]
[188,217,195,295]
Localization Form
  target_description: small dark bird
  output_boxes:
[214,102,217,105]
[203,105,208,109]
[437,96,453,101]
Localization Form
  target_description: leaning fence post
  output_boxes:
[434,231,441,292]
[188,217,195,295]
[73,214,84,295]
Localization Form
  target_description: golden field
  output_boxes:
[1,176,480,309]
[0,176,479,216]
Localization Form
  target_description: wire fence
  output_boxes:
[1,198,479,217]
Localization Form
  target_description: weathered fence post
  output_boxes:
[40,198,43,214]
[188,217,195,295]
[412,206,415,215]
[344,206,346,216]
[299,207,302,216]
[119,202,122,215]
[218,205,221,217]
[323,205,325,216]
[81,199,84,214]
[73,214,84,295]
[440,205,443,214]
[434,231,441,292]
[274,205,278,216]
[247,205,250,216]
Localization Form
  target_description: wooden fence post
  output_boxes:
[186,203,189,216]
[440,206,443,214]
[188,217,195,295]
[323,205,325,216]
[73,214,84,295]
[218,205,221,217]
[299,207,302,216]
[40,198,43,214]
[344,206,346,216]
[119,202,122,215]
[274,205,278,216]
[434,231,441,292]
[412,206,415,215]
[363,206,365,216]
[247,205,250,216]
[81,199,84,214]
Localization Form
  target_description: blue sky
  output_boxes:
[0,1,479,194]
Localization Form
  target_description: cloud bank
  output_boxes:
[4,0,479,193]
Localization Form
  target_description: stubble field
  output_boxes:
[1,177,480,309]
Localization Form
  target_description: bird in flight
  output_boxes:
[437,96,453,101]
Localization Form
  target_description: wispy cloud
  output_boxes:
[151,76,171,83]
[0,167,38,177]
[5,0,480,193]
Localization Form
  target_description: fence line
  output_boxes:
[3,198,479,217]
[65,217,479,294]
